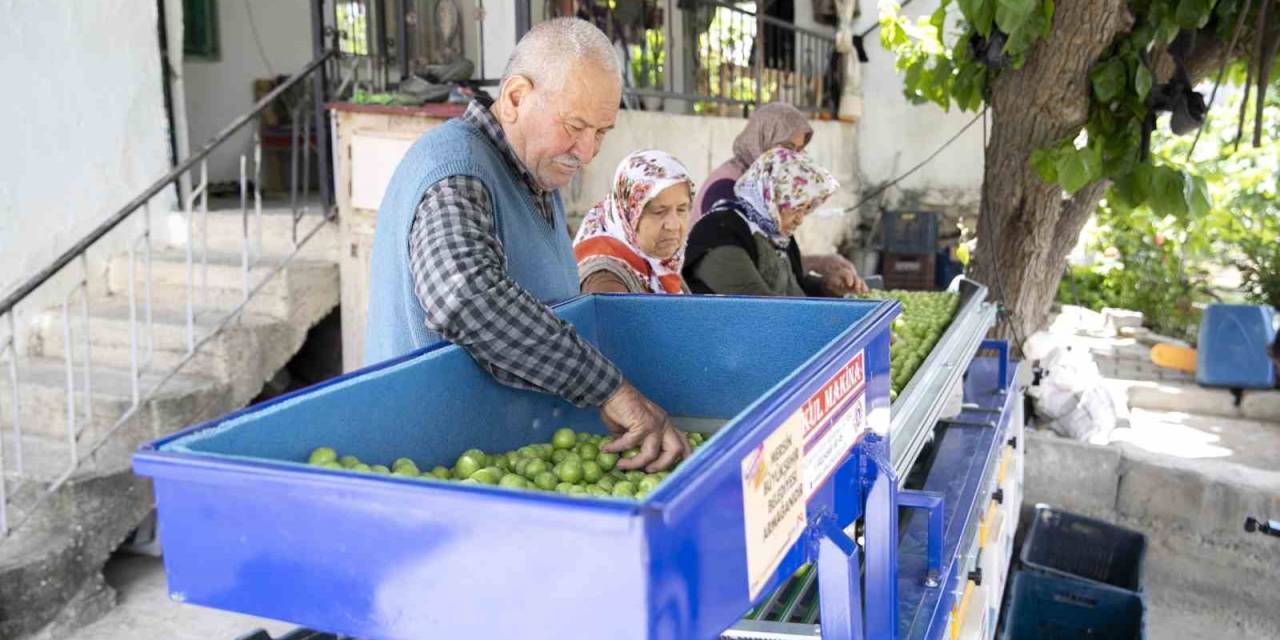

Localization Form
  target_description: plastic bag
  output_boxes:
[1029,345,1117,441]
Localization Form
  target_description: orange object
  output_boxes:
[1151,343,1198,373]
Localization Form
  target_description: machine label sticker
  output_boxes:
[741,412,807,600]
[800,350,869,500]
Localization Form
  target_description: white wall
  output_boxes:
[855,0,984,211]
[183,0,314,183]
[0,0,172,305]
[477,1,516,80]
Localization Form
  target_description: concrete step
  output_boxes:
[2,234,341,638]
[26,296,298,387]
[0,516,84,639]
[1025,427,1280,544]
[105,249,338,322]
[0,358,231,459]
[0,469,153,639]
[155,208,338,262]
[1127,380,1280,423]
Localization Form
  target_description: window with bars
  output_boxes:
[184,0,220,60]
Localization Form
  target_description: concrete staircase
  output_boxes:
[0,208,339,639]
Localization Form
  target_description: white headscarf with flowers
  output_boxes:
[732,147,839,249]
[574,150,695,294]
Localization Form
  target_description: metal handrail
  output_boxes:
[0,52,334,318]
[0,51,339,539]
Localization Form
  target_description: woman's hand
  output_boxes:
[805,254,867,295]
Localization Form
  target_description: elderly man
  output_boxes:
[365,19,688,471]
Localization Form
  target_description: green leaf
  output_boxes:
[1175,0,1214,29]
[881,16,910,49]
[905,61,927,98]
[953,63,987,111]
[1040,0,1055,37]
[1030,147,1060,183]
[1002,0,1050,60]
[959,0,996,37]
[1090,58,1127,103]
[996,0,1036,18]
[928,59,956,109]
[1110,165,1150,209]
[1186,174,1212,218]
[1056,143,1103,194]
[930,5,948,33]
[1135,63,1153,101]
[1150,166,1189,217]
[995,0,1037,34]
[1155,20,1181,44]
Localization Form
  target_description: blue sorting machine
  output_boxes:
[138,282,1024,640]
[720,279,1023,640]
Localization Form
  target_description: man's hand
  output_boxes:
[806,253,868,296]
[599,381,690,472]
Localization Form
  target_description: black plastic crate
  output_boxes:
[882,210,940,254]
[882,253,936,290]
[1021,507,1147,592]
[1000,569,1145,640]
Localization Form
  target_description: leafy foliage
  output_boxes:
[1059,90,1280,341]
[878,0,1260,229]
[1058,207,1214,342]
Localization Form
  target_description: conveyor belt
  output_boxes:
[888,279,997,483]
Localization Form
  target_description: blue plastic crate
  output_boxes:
[1021,507,1146,592]
[1000,569,1145,640]
[135,295,896,640]
[882,210,940,254]
[1197,303,1277,389]
[934,247,963,289]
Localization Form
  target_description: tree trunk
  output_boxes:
[970,1,1134,347]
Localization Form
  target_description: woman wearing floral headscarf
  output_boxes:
[684,147,862,297]
[694,103,864,292]
[693,103,813,220]
[574,150,696,294]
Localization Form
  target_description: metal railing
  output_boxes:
[0,52,338,539]
[322,0,839,116]
[323,0,511,100]
[545,0,838,117]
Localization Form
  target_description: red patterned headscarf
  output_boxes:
[574,150,695,294]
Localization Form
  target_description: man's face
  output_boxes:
[502,64,621,190]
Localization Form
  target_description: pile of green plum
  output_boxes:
[306,427,708,500]
[849,290,959,401]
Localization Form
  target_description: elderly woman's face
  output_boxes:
[778,201,814,237]
[521,65,621,189]
[635,183,691,260]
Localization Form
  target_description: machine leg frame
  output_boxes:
[980,339,1009,392]
[817,518,864,640]
[861,434,898,639]
[899,490,946,588]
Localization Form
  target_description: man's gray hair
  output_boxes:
[502,18,620,91]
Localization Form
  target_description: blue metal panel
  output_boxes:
[134,295,897,640]
[895,356,1020,640]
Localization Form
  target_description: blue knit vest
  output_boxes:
[363,117,580,365]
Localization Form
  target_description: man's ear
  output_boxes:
[497,75,534,124]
